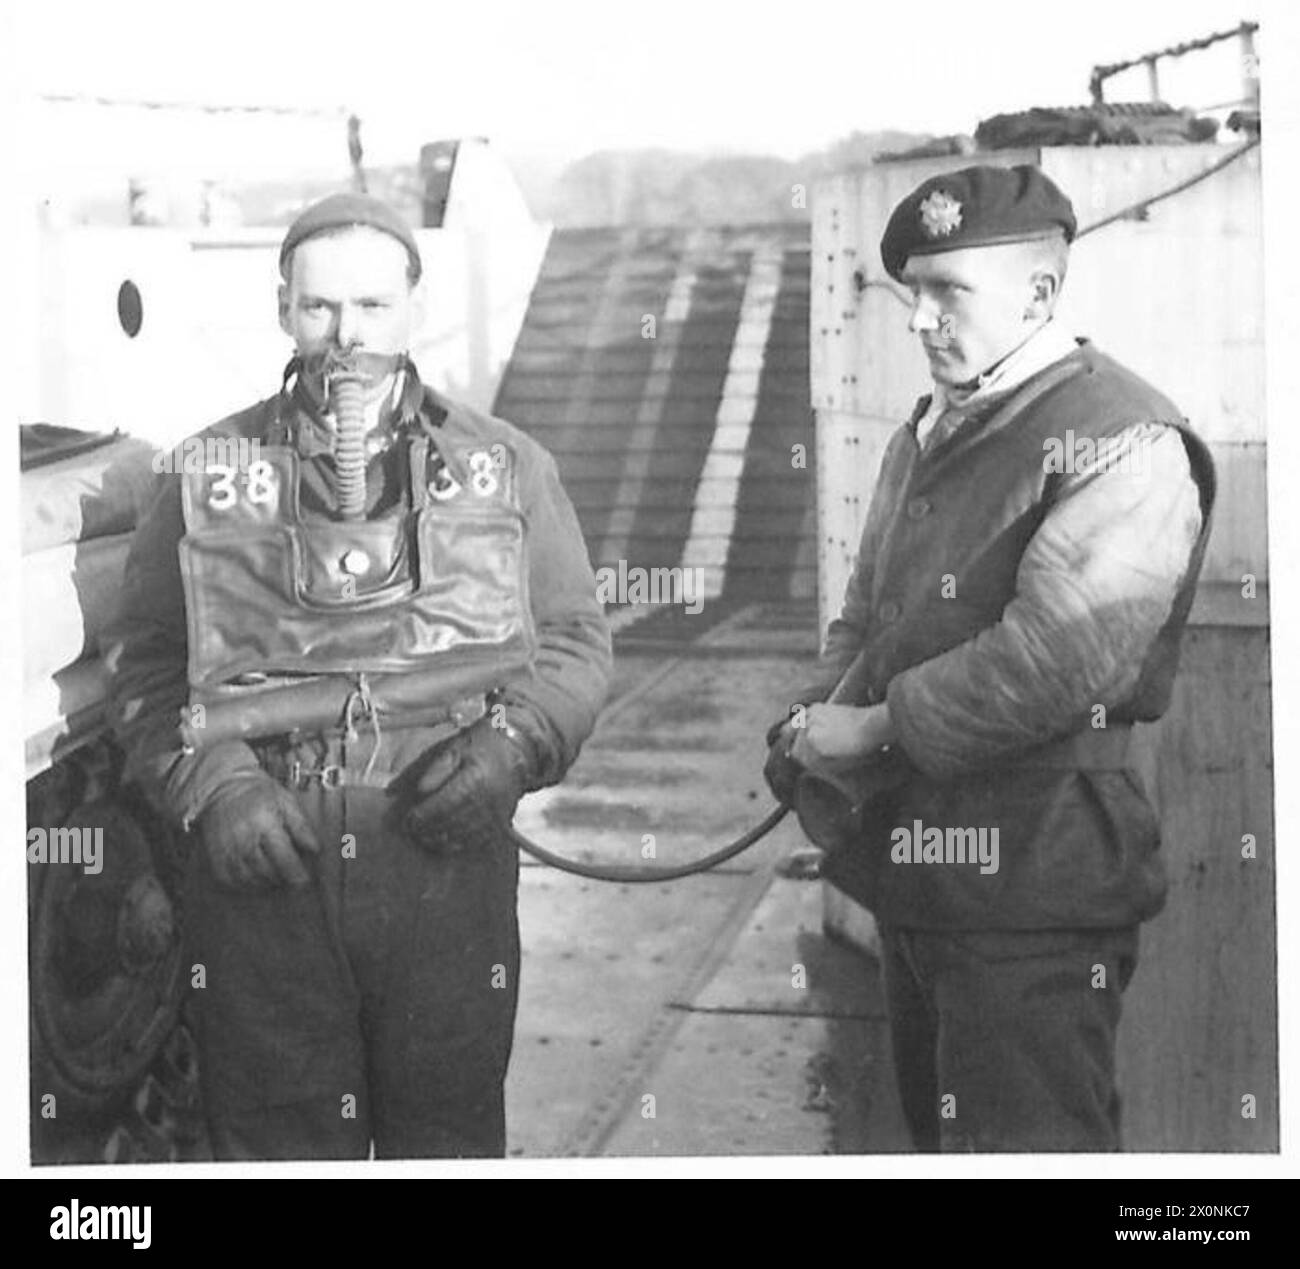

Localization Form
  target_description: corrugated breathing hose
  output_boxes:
[328,370,369,521]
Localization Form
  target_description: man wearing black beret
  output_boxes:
[766,164,1215,1150]
[106,193,612,1158]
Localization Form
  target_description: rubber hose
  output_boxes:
[330,374,368,520]
[508,804,788,883]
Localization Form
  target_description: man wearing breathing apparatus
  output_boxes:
[107,194,611,1159]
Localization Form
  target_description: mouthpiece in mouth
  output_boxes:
[305,348,404,392]
[303,351,405,521]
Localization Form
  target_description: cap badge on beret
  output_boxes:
[918,190,963,240]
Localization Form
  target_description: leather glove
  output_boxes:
[765,712,793,749]
[196,774,321,890]
[763,682,838,806]
[391,715,536,855]
[763,717,804,808]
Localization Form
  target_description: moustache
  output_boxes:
[301,348,405,390]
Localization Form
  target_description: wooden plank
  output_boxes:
[1201,442,1268,586]
[1116,626,1276,1151]
[1189,582,1268,627]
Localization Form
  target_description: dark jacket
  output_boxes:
[104,368,612,830]
[814,341,1215,929]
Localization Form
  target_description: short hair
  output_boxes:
[1020,231,1070,292]
[280,224,421,290]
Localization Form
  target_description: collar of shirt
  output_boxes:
[915,320,1081,449]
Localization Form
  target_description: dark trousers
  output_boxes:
[878,925,1139,1152]
[184,734,521,1161]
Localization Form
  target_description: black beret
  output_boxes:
[880,164,1076,281]
[280,193,422,283]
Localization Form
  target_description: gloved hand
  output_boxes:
[196,774,321,890]
[392,715,536,855]
[763,684,836,806]
[763,715,803,808]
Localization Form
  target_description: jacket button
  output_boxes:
[340,548,371,576]
[906,497,931,519]
[879,601,901,622]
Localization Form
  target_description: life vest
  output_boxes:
[177,425,535,746]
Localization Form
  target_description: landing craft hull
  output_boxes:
[22,426,199,1163]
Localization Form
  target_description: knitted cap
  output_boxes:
[280,193,422,283]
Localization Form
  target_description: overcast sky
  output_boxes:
[9,0,1279,188]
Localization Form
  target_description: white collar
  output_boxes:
[918,320,1079,444]
[944,320,1079,410]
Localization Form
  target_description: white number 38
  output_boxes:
[208,461,278,509]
